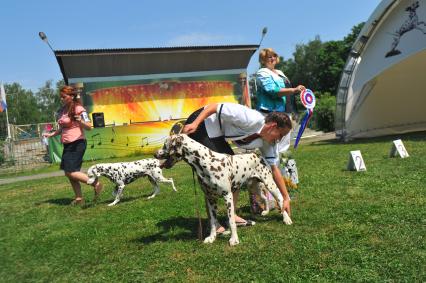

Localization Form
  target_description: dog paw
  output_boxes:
[203,236,216,244]
[229,237,240,246]
[261,210,270,216]
[147,195,156,200]
[108,202,118,206]
[282,211,293,225]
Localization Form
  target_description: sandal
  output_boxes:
[236,219,256,227]
[70,198,85,206]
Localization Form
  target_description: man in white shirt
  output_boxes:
[183,103,292,230]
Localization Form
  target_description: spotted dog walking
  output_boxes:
[87,158,177,206]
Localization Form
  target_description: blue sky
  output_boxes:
[1,0,381,91]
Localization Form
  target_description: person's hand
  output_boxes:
[294,85,306,93]
[74,115,82,122]
[283,198,291,217]
[43,132,54,138]
[182,122,198,134]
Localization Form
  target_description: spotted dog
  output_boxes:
[247,180,275,216]
[155,134,292,246]
[87,158,177,206]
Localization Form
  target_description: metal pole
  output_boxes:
[5,107,11,140]
[1,83,11,140]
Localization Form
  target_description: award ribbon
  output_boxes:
[294,89,315,149]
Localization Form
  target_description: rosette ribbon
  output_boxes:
[294,89,316,149]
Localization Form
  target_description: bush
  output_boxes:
[311,92,336,132]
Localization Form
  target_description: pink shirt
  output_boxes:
[57,105,87,144]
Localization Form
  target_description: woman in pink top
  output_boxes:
[43,85,102,205]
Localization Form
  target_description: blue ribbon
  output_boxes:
[294,109,313,149]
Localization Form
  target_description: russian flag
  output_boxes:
[0,84,7,112]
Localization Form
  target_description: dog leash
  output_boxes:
[192,168,203,241]
[175,123,203,240]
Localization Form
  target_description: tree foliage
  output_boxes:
[275,22,364,95]
[0,81,65,139]
[2,83,39,125]
[34,80,62,122]
[268,22,364,132]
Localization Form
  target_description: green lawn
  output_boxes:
[0,132,425,282]
[0,154,155,179]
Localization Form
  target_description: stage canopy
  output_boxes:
[54,45,258,84]
[49,44,259,160]
[335,0,426,140]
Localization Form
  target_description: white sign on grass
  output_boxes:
[347,150,366,171]
[390,139,409,158]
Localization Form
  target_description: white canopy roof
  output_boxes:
[335,0,426,139]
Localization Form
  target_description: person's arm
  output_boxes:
[271,164,291,216]
[182,103,218,134]
[43,126,62,138]
[277,85,305,97]
[75,116,92,131]
[74,109,93,131]
[257,70,305,98]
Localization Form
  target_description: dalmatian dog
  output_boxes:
[247,179,274,216]
[87,158,177,206]
[253,157,299,215]
[155,134,292,246]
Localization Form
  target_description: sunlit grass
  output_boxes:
[0,132,425,282]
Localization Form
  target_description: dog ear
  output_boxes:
[169,135,180,146]
[172,135,184,152]
[175,134,184,144]
[163,135,183,157]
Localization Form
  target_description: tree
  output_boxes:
[35,80,61,122]
[3,83,39,125]
[343,22,365,53]
[276,23,365,96]
[316,40,347,94]
[276,36,323,92]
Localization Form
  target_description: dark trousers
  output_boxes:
[185,108,234,155]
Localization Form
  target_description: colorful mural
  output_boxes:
[50,72,247,161]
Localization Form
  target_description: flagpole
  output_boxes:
[1,83,11,140]
[5,106,11,140]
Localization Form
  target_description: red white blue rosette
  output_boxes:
[300,89,316,109]
[294,89,316,149]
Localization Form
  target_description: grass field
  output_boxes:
[0,132,425,282]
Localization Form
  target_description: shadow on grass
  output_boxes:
[79,193,154,208]
[36,198,74,206]
[134,207,278,245]
[134,216,204,244]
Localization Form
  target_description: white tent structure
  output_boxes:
[335,0,426,140]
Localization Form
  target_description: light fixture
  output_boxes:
[258,27,268,47]
[38,32,55,53]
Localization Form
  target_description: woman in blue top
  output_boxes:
[256,48,306,114]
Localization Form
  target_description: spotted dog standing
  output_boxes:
[87,158,177,206]
[155,134,292,246]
